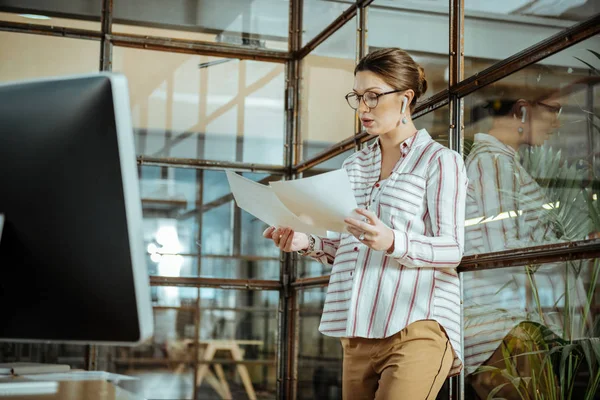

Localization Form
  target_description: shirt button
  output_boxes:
[354,247,358,251]
[350,271,353,277]
[375,183,380,187]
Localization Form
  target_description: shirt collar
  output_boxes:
[473,133,517,158]
[370,129,426,154]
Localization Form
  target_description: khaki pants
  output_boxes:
[341,320,453,400]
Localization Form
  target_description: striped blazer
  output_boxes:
[305,129,468,377]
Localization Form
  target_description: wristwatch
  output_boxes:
[297,235,316,256]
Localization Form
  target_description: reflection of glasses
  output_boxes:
[345,89,404,110]
[537,101,562,120]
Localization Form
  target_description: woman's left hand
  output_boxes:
[344,208,395,252]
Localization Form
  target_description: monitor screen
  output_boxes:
[0,74,153,345]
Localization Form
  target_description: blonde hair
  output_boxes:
[355,48,428,111]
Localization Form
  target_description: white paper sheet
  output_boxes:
[21,371,138,382]
[226,169,357,236]
[270,169,358,234]
[225,171,328,236]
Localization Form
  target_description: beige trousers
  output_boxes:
[341,320,453,400]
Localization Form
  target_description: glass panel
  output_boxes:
[113,289,278,398]
[368,3,449,100]
[463,258,600,400]
[202,170,281,258]
[152,286,198,307]
[112,0,288,51]
[300,16,357,160]
[463,0,599,76]
[0,32,99,82]
[464,37,600,254]
[298,258,330,279]
[113,47,286,164]
[0,11,99,30]
[298,287,343,400]
[301,149,355,174]
[119,369,194,400]
[302,0,353,46]
[141,167,281,279]
[112,23,216,42]
[197,289,278,397]
[113,308,195,399]
[415,105,450,147]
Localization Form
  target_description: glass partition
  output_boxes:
[297,286,344,400]
[300,16,357,161]
[462,258,600,399]
[141,167,282,279]
[113,0,288,51]
[463,1,598,76]
[113,47,286,164]
[0,32,99,82]
[464,37,600,254]
[368,3,449,100]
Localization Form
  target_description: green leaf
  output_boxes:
[575,56,600,75]
[474,365,503,375]
[587,49,600,62]
[584,192,600,232]
[486,382,510,400]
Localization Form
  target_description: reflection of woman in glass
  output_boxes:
[463,97,591,399]
[263,48,468,399]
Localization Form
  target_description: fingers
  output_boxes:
[271,228,282,246]
[270,227,295,251]
[344,217,377,233]
[263,226,276,238]
[346,226,362,237]
[355,208,378,223]
[346,226,372,242]
[282,229,295,251]
[278,228,292,250]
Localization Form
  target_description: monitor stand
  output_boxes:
[0,213,3,243]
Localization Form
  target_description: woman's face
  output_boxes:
[352,70,407,136]
[528,101,562,146]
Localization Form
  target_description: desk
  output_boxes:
[0,379,140,400]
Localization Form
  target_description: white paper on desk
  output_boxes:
[270,169,358,234]
[22,371,138,382]
[225,171,328,236]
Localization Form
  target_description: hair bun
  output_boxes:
[418,65,428,96]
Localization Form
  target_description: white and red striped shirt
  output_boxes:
[305,129,468,377]
[463,133,589,373]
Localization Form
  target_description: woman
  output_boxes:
[463,97,591,399]
[263,48,468,399]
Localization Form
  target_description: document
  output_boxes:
[226,169,357,236]
[22,371,138,382]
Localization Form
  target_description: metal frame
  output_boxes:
[99,0,112,71]
[280,1,303,398]
[2,1,600,400]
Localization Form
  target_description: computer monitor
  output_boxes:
[0,73,153,345]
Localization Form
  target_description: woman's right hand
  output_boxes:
[262,226,309,253]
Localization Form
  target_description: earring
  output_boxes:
[401,96,408,124]
[518,106,526,134]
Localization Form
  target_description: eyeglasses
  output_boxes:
[345,89,404,110]
[537,101,562,120]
